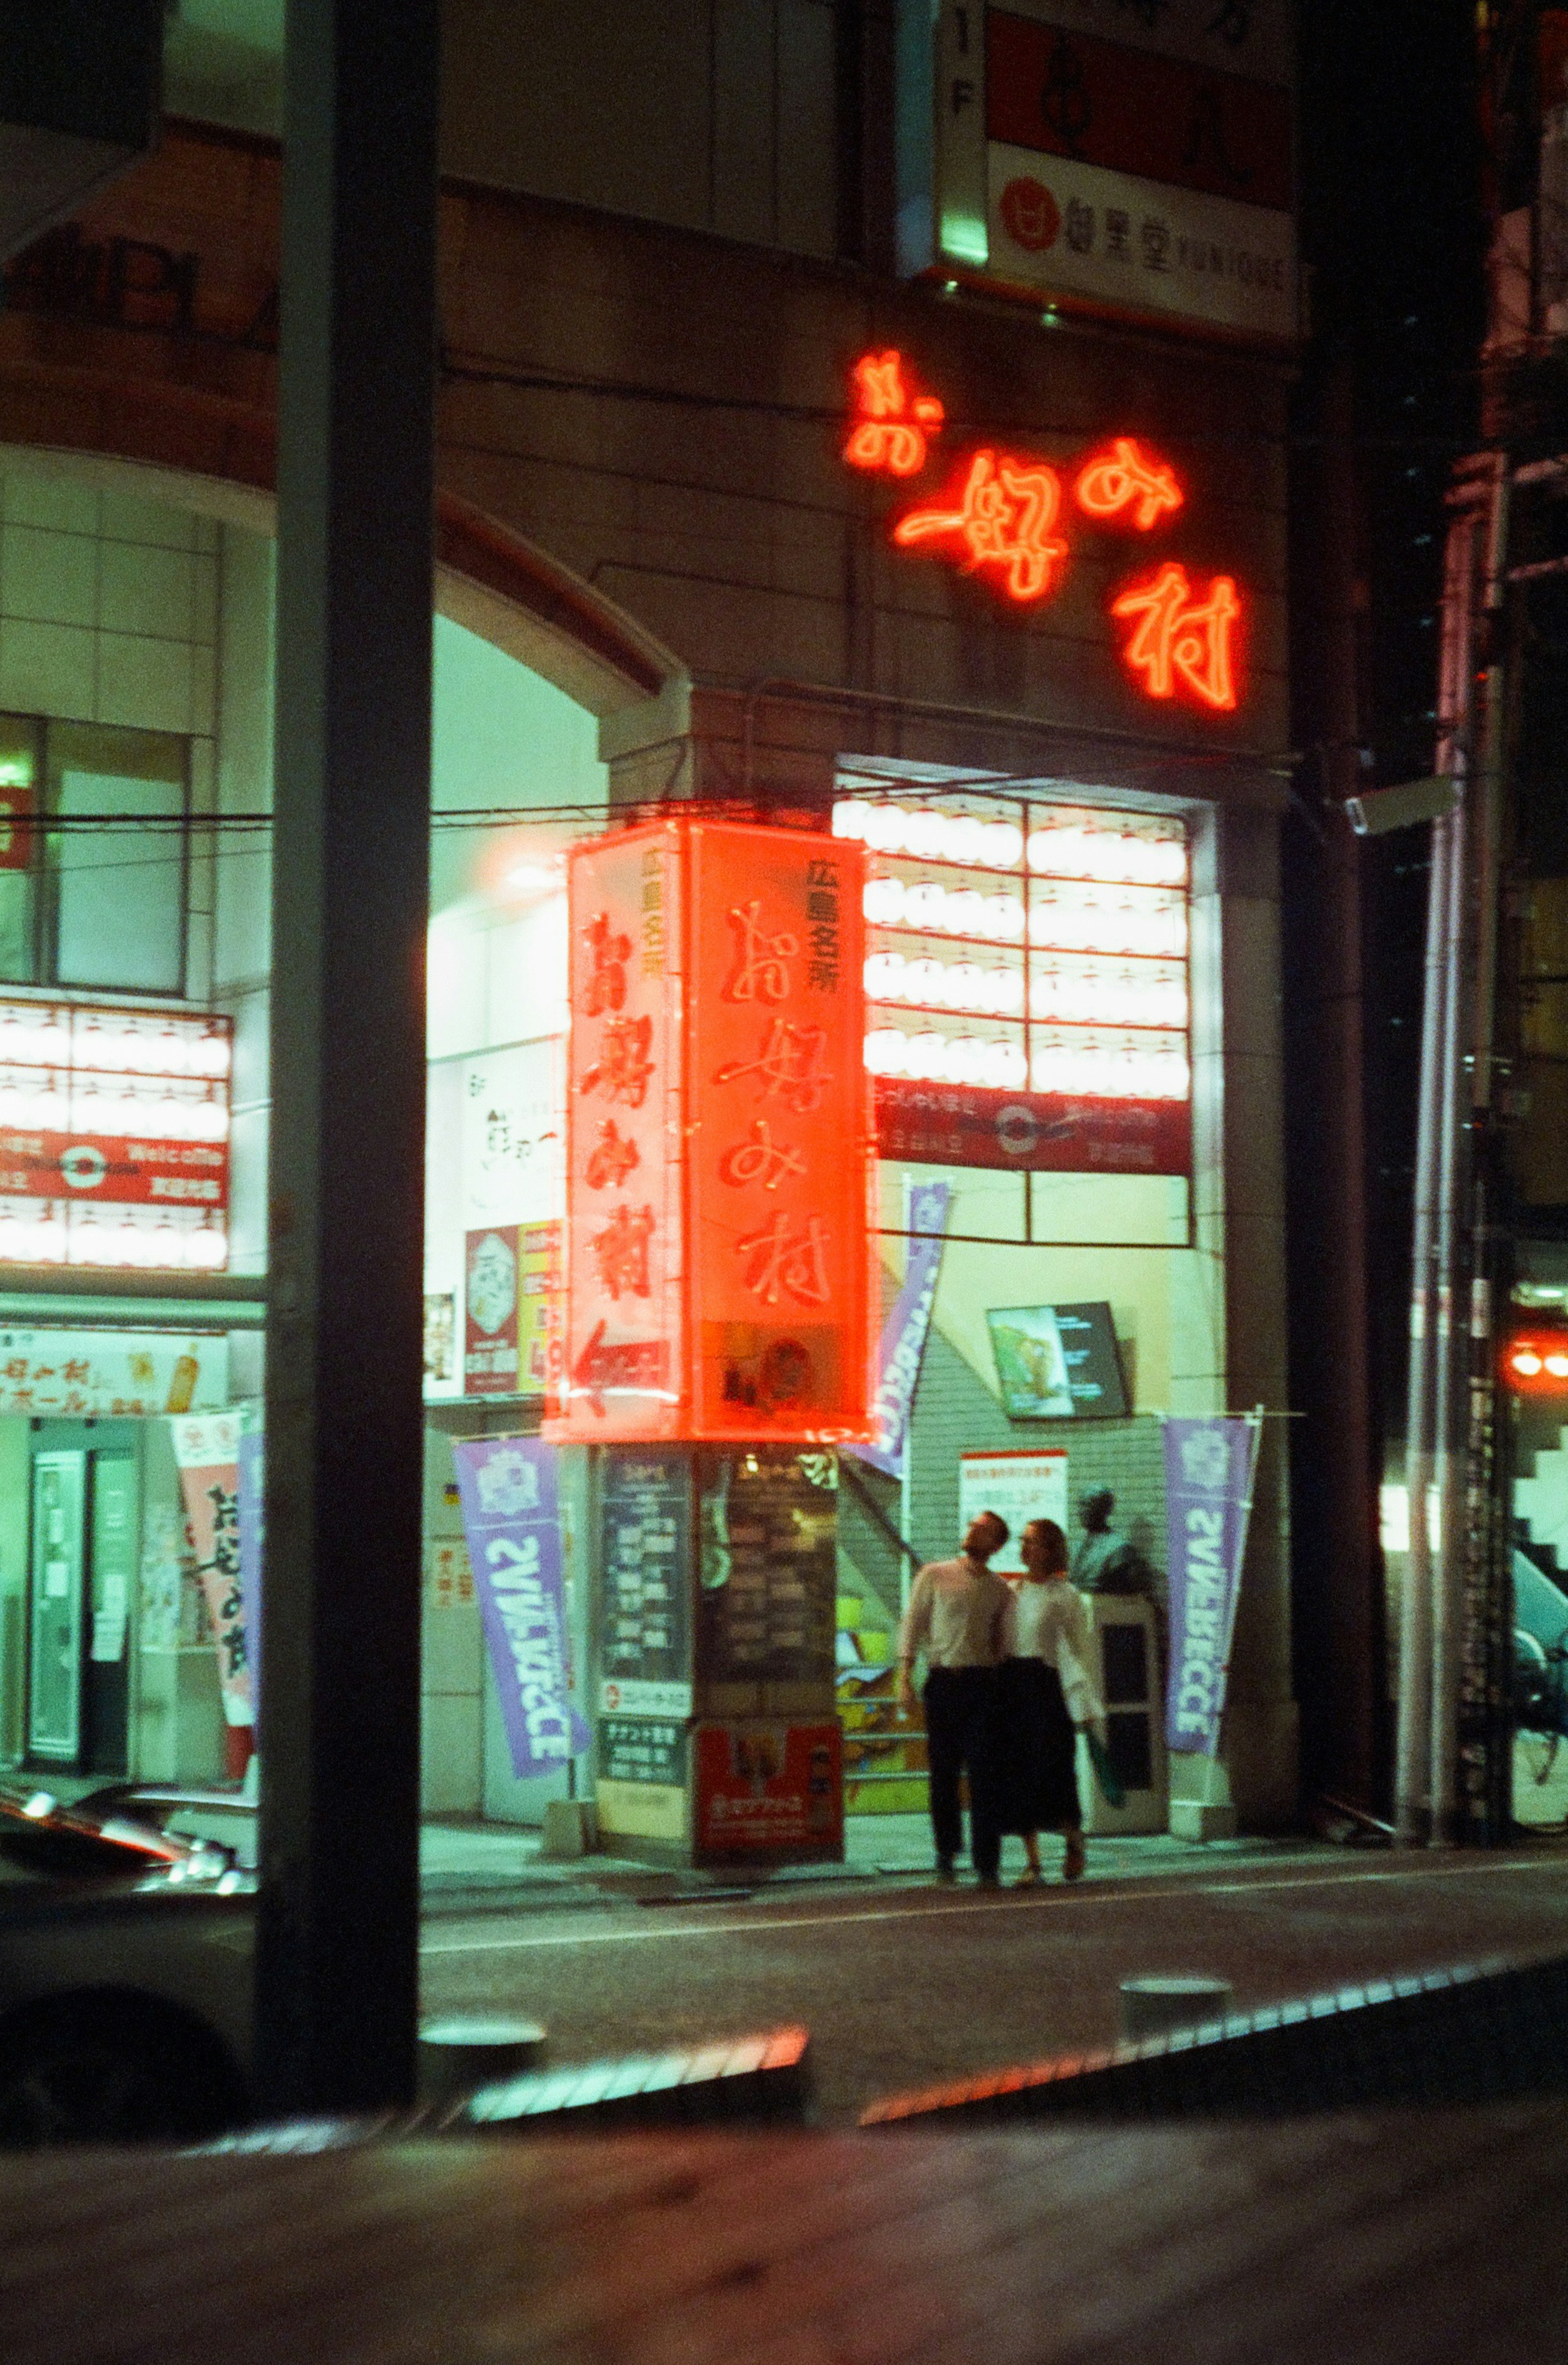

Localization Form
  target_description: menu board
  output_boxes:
[598,1450,692,1718]
[599,1716,686,1788]
[695,1450,837,1686]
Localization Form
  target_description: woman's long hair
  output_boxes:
[1022,1517,1068,1576]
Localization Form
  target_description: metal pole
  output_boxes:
[1429,785,1468,1839]
[254,0,439,2114]
[1396,494,1479,1842]
[1394,807,1446,1841]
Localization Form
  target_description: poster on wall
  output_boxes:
[598,1450,692,1719]
[693,1722,842,1855]
[958,1448,1069,1576]
[1163,1411,1261,1755]
[695,1450,838,1688]
[986,1302,1129,1420]
[461,1040,562,1230]
[170,1410,252,1730]
[464,1225,519,1395]
[452,1435,588,1777]
[0,1328,226,1418]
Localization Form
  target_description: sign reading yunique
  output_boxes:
[548,820,875,1444]
[1163,1412,1262,1755]
[452,1435,588,1778]
[919,1,1297,344]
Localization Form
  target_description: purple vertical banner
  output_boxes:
[237,1430,263,1713]
[846,1179,950,1480]
[1163,1413,1263,1756]
[452,1436,588,1777]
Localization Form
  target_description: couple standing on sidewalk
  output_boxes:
[896,1509,1107,1888]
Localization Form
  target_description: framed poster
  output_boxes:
[958,1448,1069,1574]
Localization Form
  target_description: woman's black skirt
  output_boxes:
[995,1657,1081,1834]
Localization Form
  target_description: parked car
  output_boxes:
[0,1782,254,2144]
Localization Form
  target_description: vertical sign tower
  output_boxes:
[548,818,874,1866]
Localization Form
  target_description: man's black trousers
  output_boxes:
[922,1664,1001,1879]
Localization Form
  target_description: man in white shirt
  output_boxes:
[897,1510,1015,1886]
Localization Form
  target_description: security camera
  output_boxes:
[1344,776,1458,837]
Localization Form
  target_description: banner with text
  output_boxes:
[170,1410,252,1729]
[848,1179,949,1480]
[1163,1413,1261,1755]
[452,1435,588,1778]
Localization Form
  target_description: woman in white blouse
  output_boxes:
[997,1516,1107,1885]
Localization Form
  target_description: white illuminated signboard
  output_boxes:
[915,0,1298,343]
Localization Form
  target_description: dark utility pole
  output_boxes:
[255,0,439,2113]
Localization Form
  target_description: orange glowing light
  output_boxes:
[893,451,1070,603]
[548,820,875,1445]
[1111,563,1241,711]
[1074,438,1184,530]
[844,350,944,477]
[1504,1331,1568,1392]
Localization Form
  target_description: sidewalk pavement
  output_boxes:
[417,1809,1346,1913]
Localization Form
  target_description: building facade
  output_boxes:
[0,2,1298,1832]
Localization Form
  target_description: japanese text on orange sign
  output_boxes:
[552,823,873,1443]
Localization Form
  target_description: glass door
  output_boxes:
[27,1450,86,1762]
[83,1450,137,1773]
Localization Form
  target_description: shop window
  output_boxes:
[0,716,189,997]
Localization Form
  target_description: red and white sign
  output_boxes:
[693,1721,843,1856]
[547,820,876,1444]
[928,1,1297,344]
[0,1001,231,1269]
[171,1410,252,1730]
[875,1080,1189,1176]
[0,783,35,872]
[958,1448,1069,1575]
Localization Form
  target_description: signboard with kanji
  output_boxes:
[547,820,875,1445]
[918,0,1297,345]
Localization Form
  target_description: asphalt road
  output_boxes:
[419,1848,1568,2122]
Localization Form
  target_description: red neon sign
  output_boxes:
[893,451,1069,603]
[1110,564,1240,711]
[548,820,875,1445]
[1074,437,1184,530]
[844,355,1247,714]
[843,350,944,478]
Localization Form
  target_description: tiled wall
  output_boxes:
[0,460,221,1002]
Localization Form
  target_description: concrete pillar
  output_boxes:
[254,0,439,2116]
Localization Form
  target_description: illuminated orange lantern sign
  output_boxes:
[546,819,876,1445]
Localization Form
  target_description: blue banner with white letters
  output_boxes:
[1163,1413,1262,1756]
[452,1436,588,1777]
[847,1179,950,1480]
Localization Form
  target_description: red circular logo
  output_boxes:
[1000,176,1061,254]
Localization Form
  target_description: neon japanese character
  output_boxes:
[893,452,1069,602]
[736,1211,832,1307]
[1111,563,1241,710]
[715,1019,832,1112]
[723,900,800,1002]
[579,1014,655,1107]
[589,1203,655,1301]
[843,350,945,477]
[1074,438,1184,530]
[581,912,633,1015]
[719,1118,807,1191]
[585,1118,641,1190]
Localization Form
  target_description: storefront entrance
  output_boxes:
[25,1419,140,1775]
